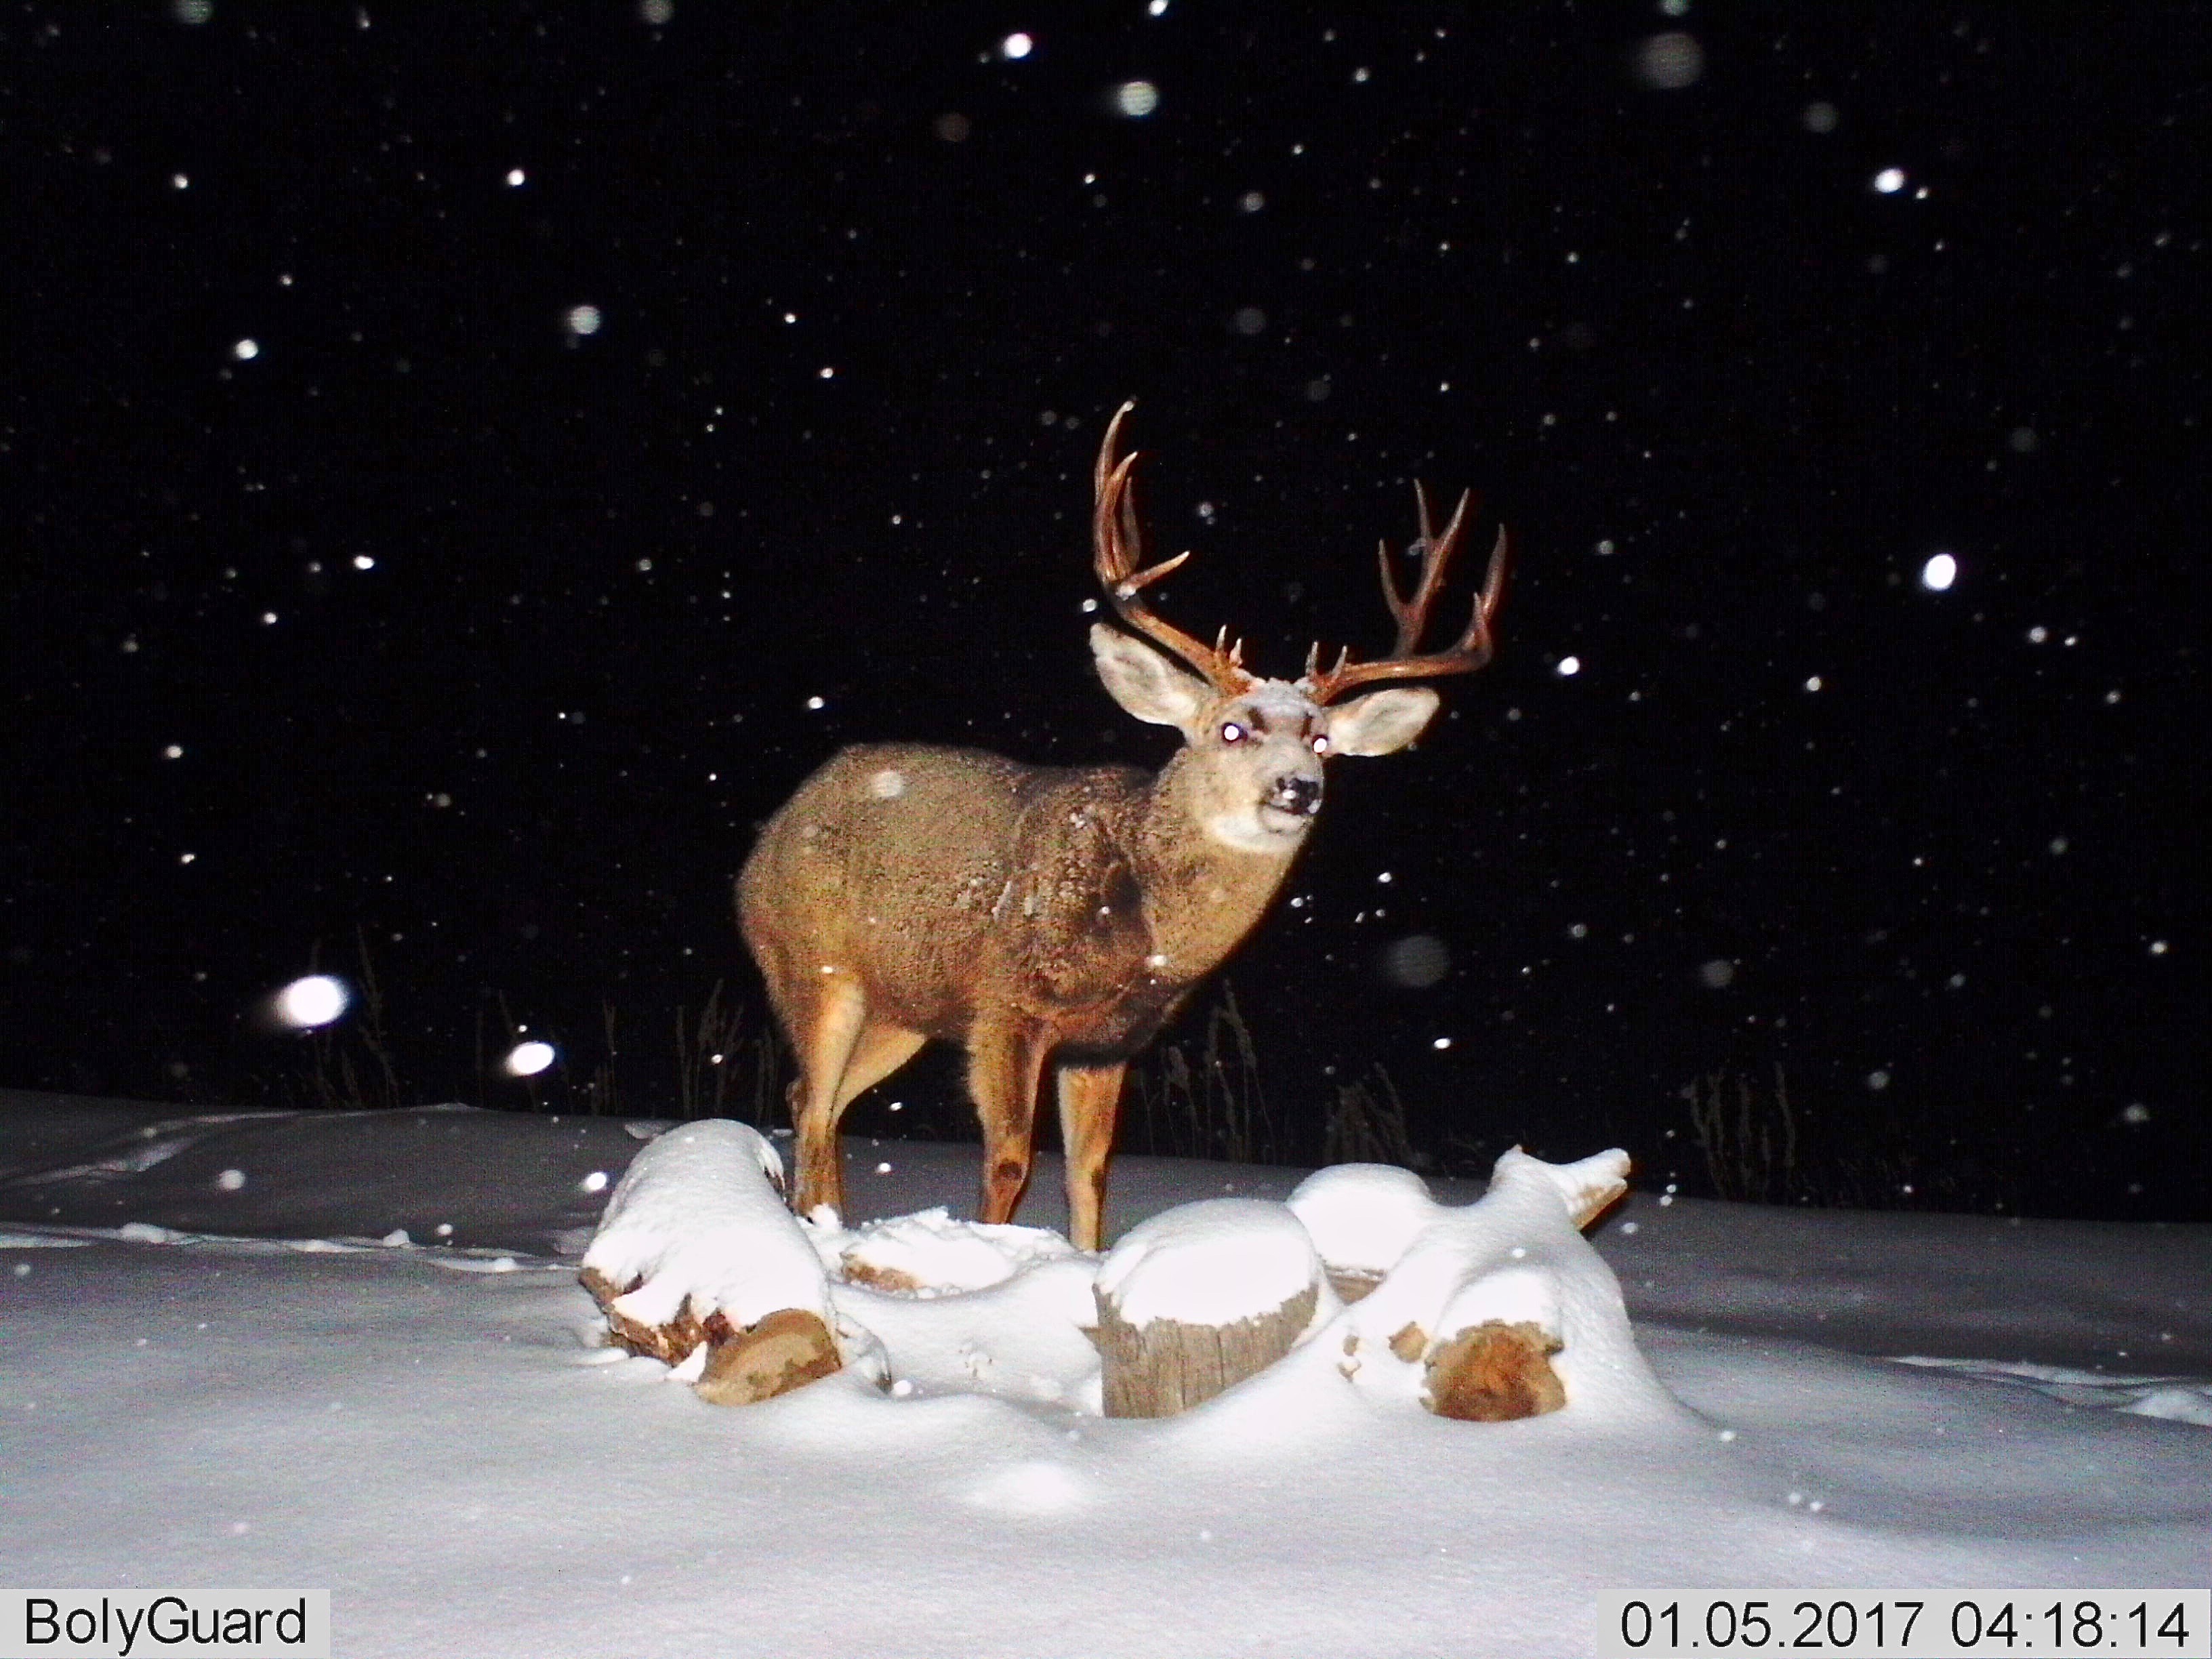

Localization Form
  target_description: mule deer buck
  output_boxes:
[737,405,1508,1250]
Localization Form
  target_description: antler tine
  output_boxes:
[1095,400,1127,502]
[1370,483,1469,649]
[1300,485,1512,705]
[1092,403,1254,694]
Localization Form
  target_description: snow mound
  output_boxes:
[960,1456,1094,1516]
[1094,1196,1324,1328]
[827,1206,1080,1295]
[1893,1355,2212,1427]
[1332,1147,1679,1425]
[1289,1147,1628,1284]
[579,1119,830,1331]
[1285,1162,1437,1274]
[835,1255,1105,1408]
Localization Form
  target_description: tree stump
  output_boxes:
[1088,1197,1324,1418]
[1093,1279,1319,1418]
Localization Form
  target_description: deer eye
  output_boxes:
[1219,721,1248,744]
[1311,734,1330,756]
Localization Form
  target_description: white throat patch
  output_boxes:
[1205,806,1310,855]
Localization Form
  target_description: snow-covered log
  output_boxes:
[1284,1161,1440,1302]
[1090,1197,1327,1418]
[1289,1151,1626,1291]
[579,1120,840,1405]
[1319,1147,1671,1425]
[830,1206,1081,1295]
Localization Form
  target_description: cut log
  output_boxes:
[579,1263,705,1366]
[1093,1278,1318,1418]
[1089,1197,1327,1418]
[695,1307,842,1406]
[1422,1318,1565,1422]
[1324,1267,1385,1305]
[579,1263,840,1407]
[575,1118,843,1406]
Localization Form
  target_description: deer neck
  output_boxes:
[1126,750,1303,983]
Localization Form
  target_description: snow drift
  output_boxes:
[1,1090,2206,1659]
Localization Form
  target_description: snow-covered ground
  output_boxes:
[1,1090,2205,1659]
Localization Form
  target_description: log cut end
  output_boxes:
[580,1265,841,1407]
[1422,1319,1566,1422]
[693,1307,843,1406]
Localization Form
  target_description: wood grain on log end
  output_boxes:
[581,1266,840,1406]
[694,1308,842,1407]
[1423,1319,1566,1422]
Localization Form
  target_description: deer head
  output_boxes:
[1087,401,1509,854]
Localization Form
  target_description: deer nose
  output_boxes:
[1273,775,1324,817]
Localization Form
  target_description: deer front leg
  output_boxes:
[968,1021,1049,1227]
[1056,1061,1127,1252]
[790,979,869,1224]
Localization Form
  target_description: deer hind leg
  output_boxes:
[1056,1061,1127,1253]
[789,978,870,1224]
[967,1023,1050,1227]
[787,1019,924,1228]
[835,1023,926,1111]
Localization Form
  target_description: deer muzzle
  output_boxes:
[1270,775,1324,819]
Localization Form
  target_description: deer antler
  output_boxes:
[1093,403,1258,695]
[1298,482,1511,705]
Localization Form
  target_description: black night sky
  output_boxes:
[6,5,2203,1221]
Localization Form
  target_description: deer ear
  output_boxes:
[1090,623,1208,731]
[1323,685,1440,756]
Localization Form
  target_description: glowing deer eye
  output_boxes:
[1311,735,1330,756]
[1219,721,1247,744]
